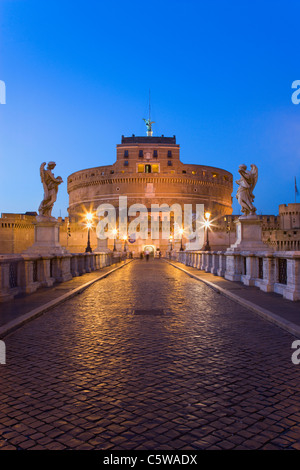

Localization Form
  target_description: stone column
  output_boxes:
[211,252,219,275]
[0,261,14,302]
[241,254,257,286]
[71,255,79,277]
[255,254,275,293]
[283,256,300,301]
[225,253,243,281]
[40,257,55,287]
[20,256,40,294]
[56,255,72,282]
[217,252,226,277]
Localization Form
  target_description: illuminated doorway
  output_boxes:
[143,245,155,256]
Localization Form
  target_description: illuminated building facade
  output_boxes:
[67,134,233,254]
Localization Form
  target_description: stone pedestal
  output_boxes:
[227,215,272,253]
[95,238,111,253]
[24,217,69,256]
[225,215,272,282]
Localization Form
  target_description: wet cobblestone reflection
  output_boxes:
[0,260,299,450]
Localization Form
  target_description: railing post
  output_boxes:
[20,256,41,293]
[192,252,197,268]
[283,255,300,301]
[255,254,275,293]
[0,260,14,302]
[211,252,219,275]
[71,255,79,277]
[39,256,55,287]
[225,253,242,281]
[205,252,212,272]
[200,252,206,270]
[56,255,72,282]
[217,252,226,277]
[241,254,256,286]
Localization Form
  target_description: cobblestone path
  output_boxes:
[0,259,299,450]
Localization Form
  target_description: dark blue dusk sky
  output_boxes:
[0,0,300,218]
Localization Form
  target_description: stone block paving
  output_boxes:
[0,259,299,450]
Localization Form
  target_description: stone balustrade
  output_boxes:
[170,250,300,301]
[0,252,124,303]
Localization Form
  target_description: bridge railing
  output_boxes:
[169,250,300,301]
[0,252,122,303]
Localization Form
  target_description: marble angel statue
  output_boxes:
[38,162,63,218]
[236,164,258,216]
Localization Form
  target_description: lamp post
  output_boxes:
[85,213,93,253]
[112,228,117,252]
[169,235,173,251]
[226,223,231,246]
[203,212,211,251]
[123,235,127,252]
[179,228,184,251]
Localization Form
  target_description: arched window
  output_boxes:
[145,164,151,173]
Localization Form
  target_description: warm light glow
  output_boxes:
[123,235,127,240]
[86,212,93,221]
[170,235,173,241]
[112,228,117,236]
[205,212,211,220]
[86,222,92,229]
[179,228,184,235]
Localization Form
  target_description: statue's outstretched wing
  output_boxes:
[249,164,258,192]
[40,162,48,194]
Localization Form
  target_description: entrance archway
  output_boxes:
[143,245,155,256]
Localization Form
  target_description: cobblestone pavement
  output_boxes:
[0,259,299,450]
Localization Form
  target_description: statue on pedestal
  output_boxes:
[236,164,258,216]
[38,162,63,218]
[143,118,155,136]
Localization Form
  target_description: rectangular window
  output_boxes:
[138,164,144,173]
[152,164,159,173]
[168,160,172,166]
[139,150,143,158]
[124,160,129,166]
[124,150,129,158]
[167,150,172,158]
[153,150,158,158]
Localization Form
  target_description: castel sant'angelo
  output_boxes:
[66,121,233,255]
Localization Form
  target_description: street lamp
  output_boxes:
[112,228,117,252]
[203,212,211,251]
[169,235,173,251]
[179,228,184,251]
[85,212,93,253]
